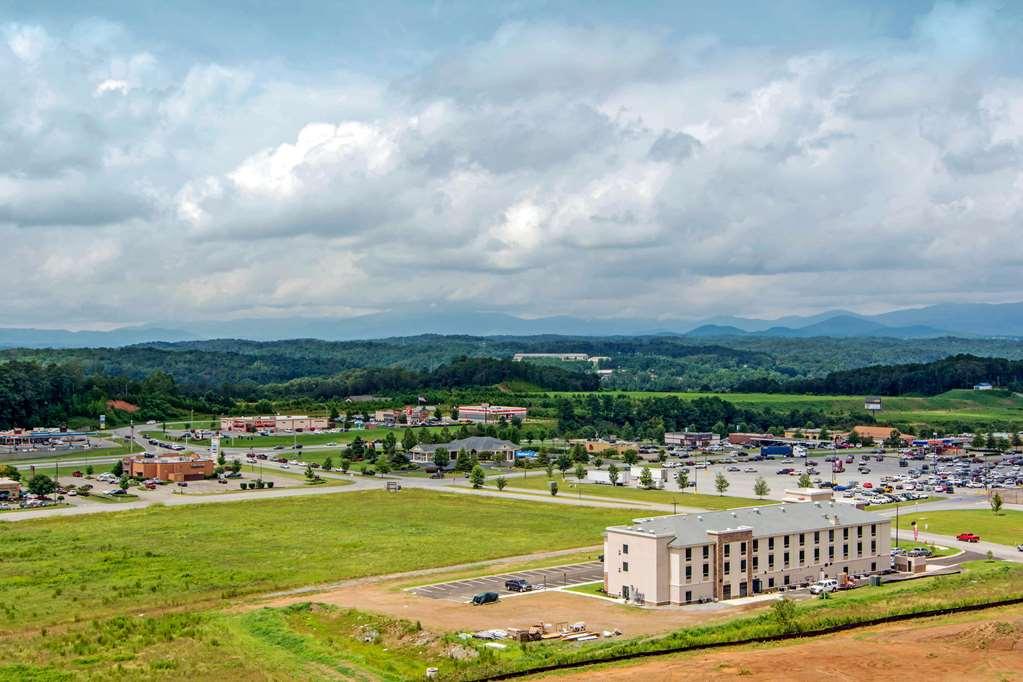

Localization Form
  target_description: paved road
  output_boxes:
[409,561,604,602]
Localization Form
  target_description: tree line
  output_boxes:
[735,354,1023,396]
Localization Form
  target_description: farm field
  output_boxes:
[497,474,775,510]
[895,509,1023,546]
[0,489,641,632]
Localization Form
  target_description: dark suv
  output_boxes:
[504,579,533,592]
[471,592,499,605]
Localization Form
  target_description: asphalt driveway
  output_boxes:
[409,561,604,602]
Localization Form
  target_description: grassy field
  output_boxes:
[553,388,1023,427]
[0,489,643,632]
[895,509,1023,546]
[5,559,1019,680]
[498,474,775,510]
[565,581,607,597]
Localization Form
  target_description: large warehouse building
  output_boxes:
[456,404,527,424]
[219,415,330,433]
[603,500,890,605]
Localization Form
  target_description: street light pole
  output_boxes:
[895,501,900,549]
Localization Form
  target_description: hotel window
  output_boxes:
[871,524,877,536]
[685,565,692,581]
[753,539,759,552]
[768,577,775,588]
[871,540,876,554]
[753,556,759,570]
[843,544,848,558]
[783,536,790,549]
[740,542,747,553]
[768,537,775,551]
[814,531,820,544]
[724,561,731,575]
[768,555,775,569]
[740,559,747,572]
[784,552,790,568]
[857,526,863,538]
[685,547,692,561]
[703,564,709,579]
[829,546,835,560]
[623,562,629,572]
[623,544,629,555]
[784,575,790,586]
[843,528,849,540]
[814,548,820,563]
[857,542,862,556]
[799,533,805,547]
[829,529,835,542]
[798,550,805,565]
[703,546,710,560]
[724,545,731,558]
[685,590,692,603]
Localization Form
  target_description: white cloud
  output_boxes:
[1,6,1023,327]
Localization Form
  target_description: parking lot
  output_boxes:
[409,561,604,602]
[657,450,1017,506]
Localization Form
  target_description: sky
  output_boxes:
[2,0,1023,329]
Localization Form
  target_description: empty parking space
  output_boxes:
[409,561,604,602]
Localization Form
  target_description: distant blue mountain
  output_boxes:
[1,301,1020,347]
[0,326,197,348]
[684,324,749,337]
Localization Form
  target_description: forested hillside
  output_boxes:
[5,334,1023,393]
[739,354,1023,396]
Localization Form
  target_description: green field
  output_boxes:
[8,559,1019,681]
[895,509,1023,546]
[0,489,642,632]
[498,474,775,510]
[554,388,1023,427]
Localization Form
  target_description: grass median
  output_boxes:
[498,474,773,510]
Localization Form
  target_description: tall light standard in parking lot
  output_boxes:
[895,500,900,548]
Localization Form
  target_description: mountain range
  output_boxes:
[3,301,1023,347]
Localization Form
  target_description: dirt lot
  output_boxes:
[550,603,1023,681]
[260,580,770,637]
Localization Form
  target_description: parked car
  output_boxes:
[177,481,188,487]
[1017,544,1023,552]
[505,579,533,592]
[956,533,981,543]
[471,592,499,605]
[809,579,839,595]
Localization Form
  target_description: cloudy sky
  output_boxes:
[2,0,1023,329]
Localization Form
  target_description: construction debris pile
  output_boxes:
[463,622,621,644]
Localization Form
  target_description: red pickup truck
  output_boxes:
[956,533,981,543]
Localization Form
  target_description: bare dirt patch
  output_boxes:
[258,584,767,638]
[551,604,1023,681]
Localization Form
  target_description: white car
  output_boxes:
[809,579,839,594]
